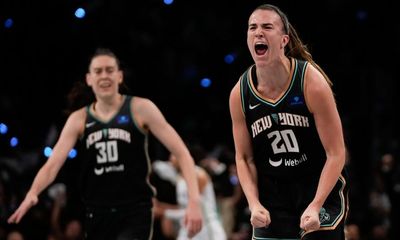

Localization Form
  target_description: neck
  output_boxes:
[93,94,123,114]
[256,56,291,87]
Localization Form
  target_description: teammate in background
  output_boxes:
[153,153,227,240]
[8,48,202,240]
[229,4,349,239]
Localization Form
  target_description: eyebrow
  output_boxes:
[248,22,273,28]
[93,66,115,70]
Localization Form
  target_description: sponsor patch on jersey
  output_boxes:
[117,115,130,124]
[289,95,304,106]
[268,154,308,167]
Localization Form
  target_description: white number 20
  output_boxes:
[267,129,299,154]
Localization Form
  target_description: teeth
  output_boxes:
[99,80,111,87]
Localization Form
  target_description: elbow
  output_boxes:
[326,148,346,169]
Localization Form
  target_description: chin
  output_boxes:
[97,91,115,98]
[254,58,269,66]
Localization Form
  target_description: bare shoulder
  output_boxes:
[131,96,163,130]
[304,64,335,113]
[132,96,157,112]
[230,80,241,97]
[70,107,87,118]
[56,107,87,138]
[229,81,241,107]
[304,64,331,94]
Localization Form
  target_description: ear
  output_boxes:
[281,34,290,49]
[117,70,123,84]
[85,73,92,86]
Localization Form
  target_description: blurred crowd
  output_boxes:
[1,142,400,240]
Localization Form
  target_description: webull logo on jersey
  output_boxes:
[94,164,125,176]
[251,112,309,138]
[268,154,308,167]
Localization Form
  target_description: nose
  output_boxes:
[99,70,109,78]
[255,27,263,37]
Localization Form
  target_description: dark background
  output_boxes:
[1,0,399,237]
[2,0,399,178]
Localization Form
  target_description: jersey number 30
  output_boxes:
[95,140,118,163]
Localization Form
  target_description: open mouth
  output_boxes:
[255,43,268,55]
[99,79,112,88]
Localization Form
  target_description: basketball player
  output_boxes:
[154,153,227,240]
[229,4,349,239]
[8,48,202,240]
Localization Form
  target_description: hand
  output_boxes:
[152,198,164,219]
[7,194,39,224]
[300,204,320,232]
[250,204,271,228]
[184,199,203,238]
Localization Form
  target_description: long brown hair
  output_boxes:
[253,4,332,86]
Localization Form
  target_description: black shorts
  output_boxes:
[253,170,349,240]
[84,202,153,240]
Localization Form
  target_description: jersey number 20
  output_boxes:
[267,129,299,154]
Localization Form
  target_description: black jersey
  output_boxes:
[79,95,155,207]
[240,59,326,182]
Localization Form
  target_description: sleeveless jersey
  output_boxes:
[240,59,326,182]
[79,95,155,206]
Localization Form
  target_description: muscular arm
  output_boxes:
[301,65,346,231]
[133,97,202,237]
[8,109,85,224]
[229,82,270,227]
[229,83,258,208]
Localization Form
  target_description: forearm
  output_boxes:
[179,158,201,202]
[28,162,59,197]
[236,158,259,211]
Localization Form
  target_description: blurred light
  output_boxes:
[200,78,212,88]
[68,148,77,159]
[230,175,239,185]
[10,137,18,147]
[4,18,13,28]
[356,10,368,22]
[163,0,174,5]
[75,8,86,19]
[44,146,53,157]
[0,123,8,134]
[224,53,236,64]
[183,65,198,79]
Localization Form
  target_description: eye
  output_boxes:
[261,24,273,30]
[248,24,257,31]
[106,67,115,74]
